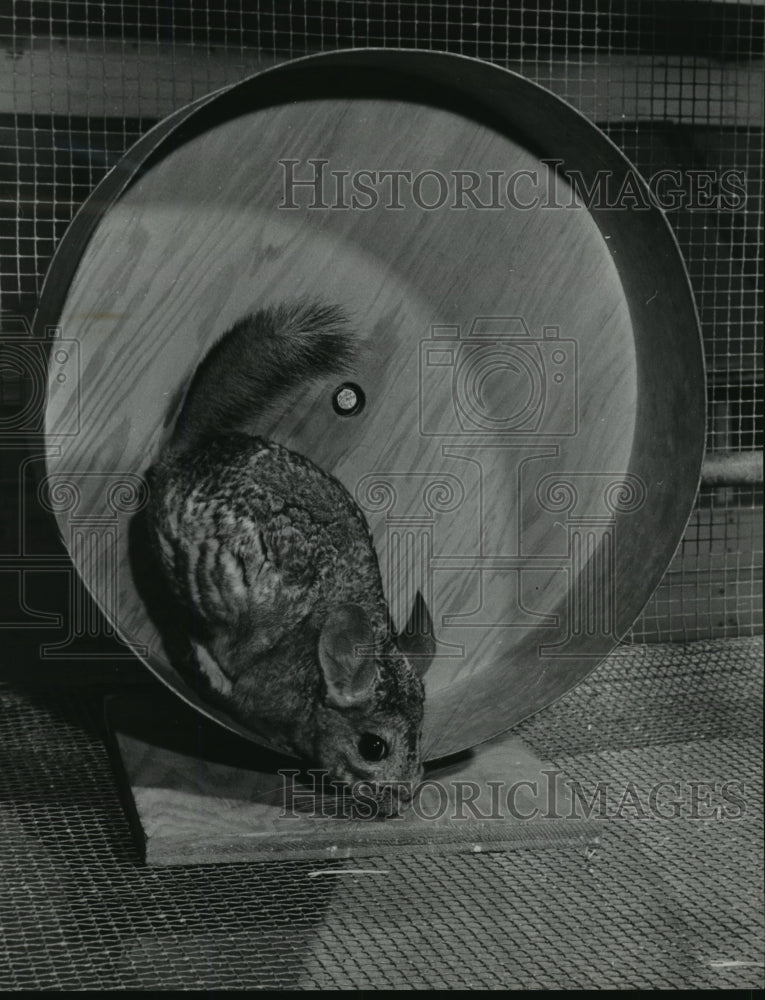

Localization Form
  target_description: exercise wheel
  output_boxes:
[39,50,705,760]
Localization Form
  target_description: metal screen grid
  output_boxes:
[0,636,762,990]
[0,1,762,642]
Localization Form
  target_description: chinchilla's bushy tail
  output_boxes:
[168,301,353,454]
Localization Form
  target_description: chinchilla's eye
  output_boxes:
[358,733,389,762]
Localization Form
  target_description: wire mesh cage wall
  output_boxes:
[0,0,762,649]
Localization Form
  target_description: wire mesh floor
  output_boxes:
[1,636,762,990]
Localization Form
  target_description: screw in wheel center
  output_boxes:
[332,382,365,417]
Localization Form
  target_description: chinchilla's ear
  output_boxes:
[397,590,436,678]
[318,604,377,708]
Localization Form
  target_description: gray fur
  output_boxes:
[147,302,434,815]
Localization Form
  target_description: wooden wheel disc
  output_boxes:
[40,51,705,760]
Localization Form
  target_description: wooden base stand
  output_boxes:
[105,691,597,866]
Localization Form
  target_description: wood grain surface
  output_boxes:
[105,690,597,865]
[41,53,705,760]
